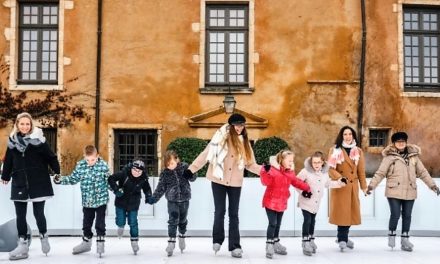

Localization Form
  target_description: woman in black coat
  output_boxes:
[1,112,60,260]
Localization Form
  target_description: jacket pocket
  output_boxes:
[386,180,400,189]
[13,185,29,200]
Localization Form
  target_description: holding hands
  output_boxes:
[263,164,271,172]
[301,190,313,199]
[146,196,157,204]
[53,174,61,184]
[431,185,440,196]
[182,169,194,180]
[114,188,124,197]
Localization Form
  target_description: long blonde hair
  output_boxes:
[10,112,35,137]
[228,125,253,163]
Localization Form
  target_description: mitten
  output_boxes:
[146,196,157,204]
[114,189,124,197]
[264,164,271,172]
[53,174,61,184]
[301,191,312,198]
[182,169,194,180]
[340,177,348,184]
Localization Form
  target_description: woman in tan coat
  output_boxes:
[184,113,261,258]
[367,132,439,251]
[327,126,367,251]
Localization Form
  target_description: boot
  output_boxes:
[166,237,176,257]
[9,237,29,260]
[273,238,287,255]
[302,237,313,256]
[117,226,124,239]
[72,236,92,255]
[388,231,396,249]
[96,236,105,258]
[338,241,347,252]
[231,248,243,258]
[401,233,414,252]
[213,243,221,254]
[309,236,317,253]
[131,237,139,255]
[347,238,354,249]
[178,234,186,253]
[266,240,275,259]
[40,233,50,256]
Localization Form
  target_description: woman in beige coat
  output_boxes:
[367,132,439,251]
[327,126,367,252]
[184,113,261,258]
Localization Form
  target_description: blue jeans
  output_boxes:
[115,207,139,238]
[387,198,415,233]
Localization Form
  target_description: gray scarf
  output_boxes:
[8,128,46,153]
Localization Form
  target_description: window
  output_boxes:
[42,127,57,154]
[18,0,59,84]
[403,6,440,92]
[114,130,158,176]
[205,4,249,91]
[369,129,389,147]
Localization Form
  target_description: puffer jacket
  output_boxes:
[260,156,310,212]
[59,158,110,208]
[1,132,60,201]
[297,158,345,214]
[108,164,152,211]
[152,162,197,202]
[369,144,435,200]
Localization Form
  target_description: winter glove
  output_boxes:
[183,169,194,180]
[263,164,271,172]
[146,196,157,204]
[301,191,313,199]
[340,177,348,184]
[53,174,61,184]
[114,189,124,197]
[366,185,374,195]
[431,185,440,196]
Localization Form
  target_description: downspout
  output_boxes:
[357,0,366,147]
[95,0,103,150]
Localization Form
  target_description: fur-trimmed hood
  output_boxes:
[269,155,294,171]
[382,144,421,158]
[303,157,329,174]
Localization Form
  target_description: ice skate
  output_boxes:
[96,236,105,258]
[40,233,50,256]
[166,237,176,257]
[9,237,29,261]
[72,236,92,255]
[131,237,139,255]
[178,234,186,253]
[266,240,274,259]
[273,238,287,255]
[302,237,313,256]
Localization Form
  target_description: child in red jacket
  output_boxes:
[260,149,311,259]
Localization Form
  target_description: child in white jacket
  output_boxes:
[297,151,346,256]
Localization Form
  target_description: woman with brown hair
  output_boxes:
[1,112,60,260]
[327,125,367,252]
[184,113,261,258]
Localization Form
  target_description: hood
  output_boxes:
[269,155,294,171]
[382,144,421,158]
[303,157,329,174]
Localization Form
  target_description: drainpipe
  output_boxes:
[357,0,366,147]
[95,0,103,150]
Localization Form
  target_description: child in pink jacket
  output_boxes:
[260,149,310,259]
[297,151,346,256]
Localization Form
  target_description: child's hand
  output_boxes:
[183,169,194,180]
[365,185,373,196]
[431,185,440,196]
[301,191,312,199]
[114,189,124,197]
[146,196,157,204]
[263,164,271,172]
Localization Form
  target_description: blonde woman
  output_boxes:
[184,113,261,258]
[1,112,60,260]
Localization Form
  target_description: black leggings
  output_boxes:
[14,201,47,238]
[302,209,316,238]
[266,208,284,240]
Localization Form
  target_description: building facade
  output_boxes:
[1,0,439,177]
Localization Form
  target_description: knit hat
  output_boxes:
[228,113,246,125]
[132,160,145,171]
[391,132,408,143]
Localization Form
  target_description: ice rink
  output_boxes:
[0,236,439,263]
